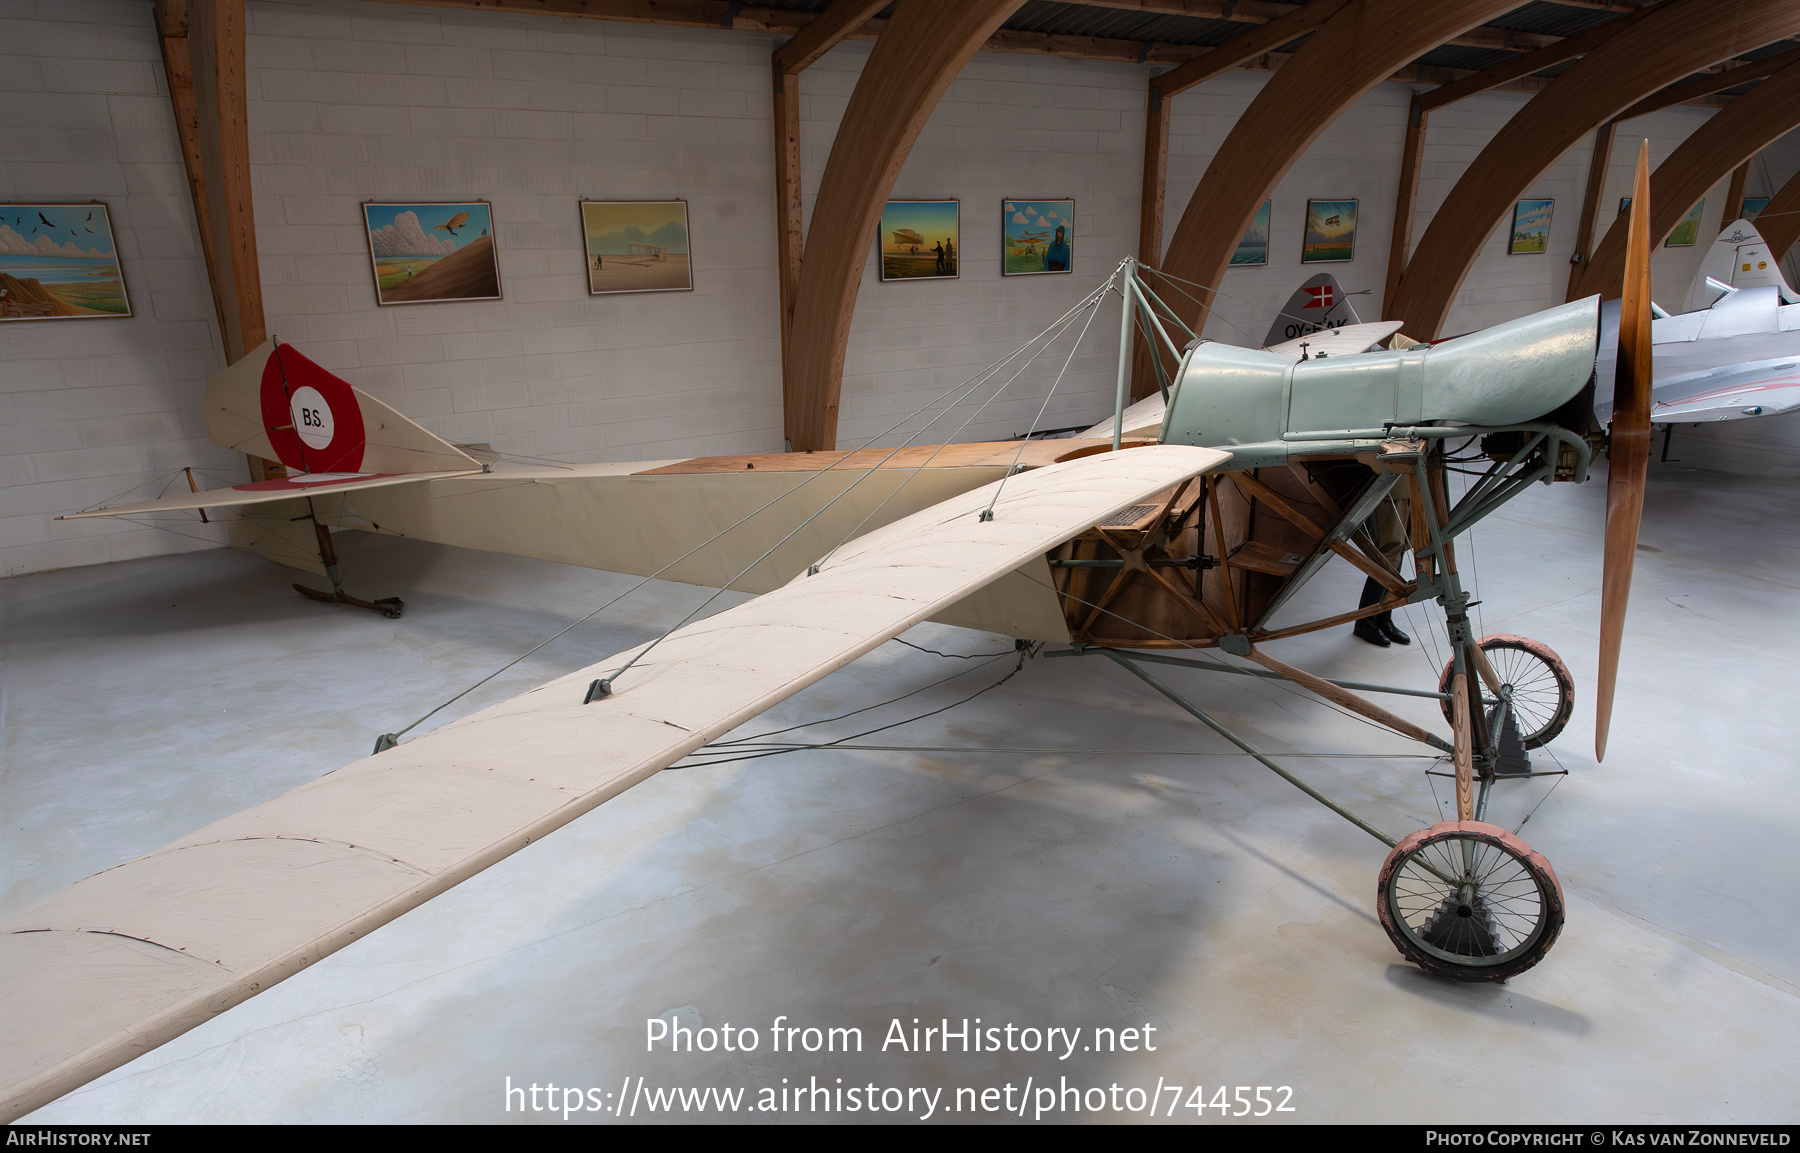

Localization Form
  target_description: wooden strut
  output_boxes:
[1231,470,1410,594]
[1246,646,1450,750]
[1451,671,1475,820]
[294,504,404,618]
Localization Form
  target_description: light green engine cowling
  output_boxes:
[1160,296,1601,464]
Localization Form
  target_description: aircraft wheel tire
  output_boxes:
[1378,821,1564,983]
[1437,634,1574,749]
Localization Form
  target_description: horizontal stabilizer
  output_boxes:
[207,340,479,475]
[1263,320,1405,358]
[0,444,1228,1121]
[1080,392,1167,439]
[57,469,480,520]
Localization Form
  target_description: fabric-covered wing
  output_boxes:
[0,444,1229,1121]
[1080,393,1167,440]
[56,470,482,520]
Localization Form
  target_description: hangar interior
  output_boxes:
[2,0,1798,1124]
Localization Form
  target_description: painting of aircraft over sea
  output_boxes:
[880,199,959,281]
[582,199,692,294]
[1231,199,1271,266]
[362,202,500,305]
[0,202,130,321]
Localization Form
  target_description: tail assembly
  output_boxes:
[61,339,483,616]
[1683,218,1799,313]
[1261,273,1373,348]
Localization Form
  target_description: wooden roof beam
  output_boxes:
[1613,44,1800,120]
[1417,2,1657,111]
[785,0,1026,451]
[1750,164,1800,258]
[1384,0,1800,340]
[1574,58,1800,298]
[1146,0,1524,397]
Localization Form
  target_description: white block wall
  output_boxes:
[6,0,1800,578]
[0,0,238,578]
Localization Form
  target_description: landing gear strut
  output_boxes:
[294,514,403,618]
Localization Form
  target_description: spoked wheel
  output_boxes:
[1438,634,1574,749]
[1378,821,1564,982]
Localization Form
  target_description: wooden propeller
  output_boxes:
[1595,140,1654,763]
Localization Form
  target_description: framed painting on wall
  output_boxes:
[0,202,131,321]
[581,200,692,294]
[1002,199,1073,275]
[1740,197,1769,221]
[362,202,501,305]
[1302,199,1357,264]
[1509,198,1554,255]
[1665,200,1705,247]
[879,200,959,281]
[1231,200,1271,266]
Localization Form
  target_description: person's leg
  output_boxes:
[1352,576,1389,646]
[1372,496,1411,644]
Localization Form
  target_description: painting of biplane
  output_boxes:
[1302,198,1357,264]
[362,202,500,305]
[1509,198,1554,255]
[581,199,692,295]
[0,202,130,321]
[1002,198,1073,275]
[879,199,959,281]
[1231,199,1271,266]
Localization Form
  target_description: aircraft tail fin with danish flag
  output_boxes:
[1262,272,1368,348]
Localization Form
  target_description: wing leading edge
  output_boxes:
[0,443,1229,1121]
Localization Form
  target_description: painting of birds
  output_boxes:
[433,212,470,237]
[37,213,55,229]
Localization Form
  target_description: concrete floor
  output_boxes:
[4,424,1798,1124]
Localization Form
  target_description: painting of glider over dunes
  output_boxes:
[362,202,501,305]
[0,202,130,321]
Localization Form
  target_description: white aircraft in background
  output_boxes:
[1594,217,1800,430]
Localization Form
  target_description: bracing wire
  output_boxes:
[377,269,1127,744]
[586,283,1116,698]
[711,649,1016,747]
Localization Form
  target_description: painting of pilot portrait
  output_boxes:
[362,202,501,305]
[1302,199,1357,264]
[1002,199,1074,275]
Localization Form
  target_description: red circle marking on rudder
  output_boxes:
[259,343,366,473]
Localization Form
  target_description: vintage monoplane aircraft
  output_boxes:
[1593,217,1800,430]
[1,150,1667,1124]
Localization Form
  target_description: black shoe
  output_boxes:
[1353,617,1391,647]
[1376,611,1411,645]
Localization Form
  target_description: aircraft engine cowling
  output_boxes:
[1161,295,1600,459]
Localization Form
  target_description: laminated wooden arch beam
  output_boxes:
[156,0,264,366]
[1574,60,1800,300]
[1385,0,1800,340]
[772,0,890,445]
[1143,0,1519,399]
[1415,4,1656,114]
[1139,0,1349,337]
[1612,44,1800,123]
[784,0,1025,452]
[1750,164,1800,258]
